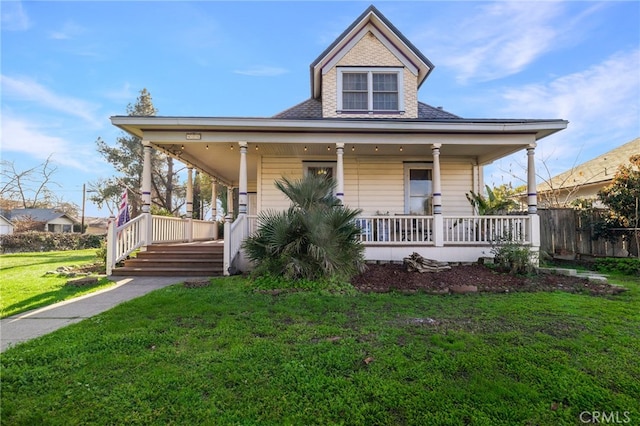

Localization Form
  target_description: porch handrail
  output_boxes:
[106,214,220,275]
[106,215,146,275]
[443,215,530,244]
[223,214,258,275]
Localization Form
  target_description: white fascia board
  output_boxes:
[111,116,567,141]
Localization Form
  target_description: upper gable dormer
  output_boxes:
[310,5,434,119]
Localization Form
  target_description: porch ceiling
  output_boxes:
[111,116,568,186]
[149,138,526,186]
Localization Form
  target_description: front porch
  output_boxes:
[106,212,538,276]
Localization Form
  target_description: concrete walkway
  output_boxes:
[1,276,194,353]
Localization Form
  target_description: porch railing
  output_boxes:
[151,216,217,243]
[152,216,186,243]
[223,214,258,275]
[106,214,219,275]
[192,219,218,240]
[356,215,434,244]
[106,215,147,275]
[356,215,530,245]
[443,216,530,244]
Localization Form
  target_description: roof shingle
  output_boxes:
[273,99,460,120]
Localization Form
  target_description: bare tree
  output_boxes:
[0,155,60,209]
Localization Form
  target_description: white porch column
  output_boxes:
[227,186,234,218]
[141,142,153,246]
[527,144,541,252]
[186,166,193,242]
[238,141,248,215]
[432,144,444,247]
[527,145,537,215]
[336,142,345,203]
[211,180,218,239]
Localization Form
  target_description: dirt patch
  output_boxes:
[350,263,626,296]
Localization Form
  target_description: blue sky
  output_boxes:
[2,1,639,218]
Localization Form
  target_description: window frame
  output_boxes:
[337,67,404,114]
[303,161,336,180]
[404,163,433,215]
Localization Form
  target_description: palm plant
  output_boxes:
[243,175,365,281]
[466,185,518,215]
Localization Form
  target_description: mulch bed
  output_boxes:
[350,263,626,296]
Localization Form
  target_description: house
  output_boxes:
[108,5,567,276]
[9,208,78,233]
[537,137,640,207]
[0,215,14,235]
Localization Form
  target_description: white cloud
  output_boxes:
[1,75,103,127]
[501,49,640,148]
[233,66,289,77]
[482,48,640,187]
[49,21,86,40]
[103,82,136,103]
[0,1,31,31]
[422,2,578,83]
[0,115,91,171]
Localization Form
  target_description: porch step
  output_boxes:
[111,267,222,277]
[111,242,225,277]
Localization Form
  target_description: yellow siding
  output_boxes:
[441,162,474,215]
[259,156,302,211]
[347,158,404,214]
[322,31,418,119]
[258,157,474,216]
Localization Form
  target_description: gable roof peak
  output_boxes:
[310,5,434,99]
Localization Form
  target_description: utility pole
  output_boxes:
[81,183,86,234]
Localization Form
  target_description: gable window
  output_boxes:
[338,67,403,113]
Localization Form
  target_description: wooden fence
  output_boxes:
[538,208,639,258]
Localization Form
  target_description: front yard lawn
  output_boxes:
[0,249,113,318]
[1,274,639,425]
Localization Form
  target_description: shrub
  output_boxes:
[243,175,365,282]
[0,232,105,253]
[491,236,537,275]
[593,257,640,276]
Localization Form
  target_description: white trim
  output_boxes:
[320,23,418,76]
[337,67,404,113]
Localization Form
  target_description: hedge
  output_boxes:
[0,232,105,253]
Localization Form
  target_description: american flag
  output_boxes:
[117,190,130,226]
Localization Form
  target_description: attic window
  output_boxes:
[337,67,404,113]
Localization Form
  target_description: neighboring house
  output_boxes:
[85,217,110,235]
[9,209,78,233]
[108,5,567,274]
[0,215,14,235]
[537,137,640,207]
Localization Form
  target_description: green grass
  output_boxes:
[0,249,114,318]
[2,274,639,425]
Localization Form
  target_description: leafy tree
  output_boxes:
[243,175,365,281]
[598,155,640,226]
[466,184,518,215]
[91,88,185,217]
[597,155,640,255]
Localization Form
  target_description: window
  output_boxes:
[338,68,403,113]
[304,162,335,180]
[404,164,433,215]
